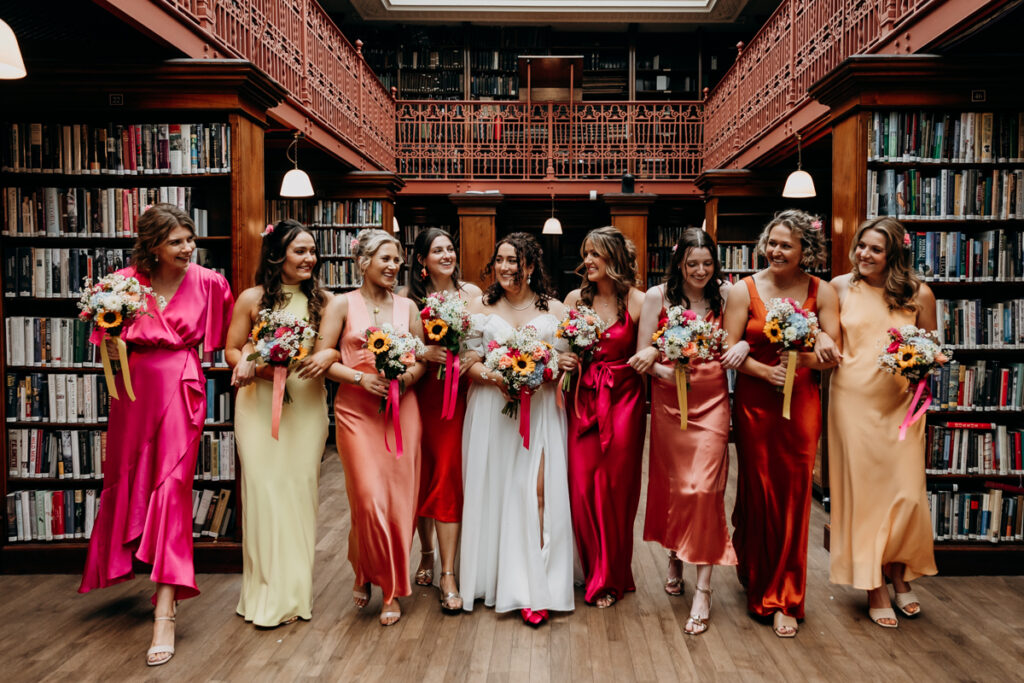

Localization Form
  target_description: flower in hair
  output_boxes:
[810,220,823,231]
[350,237,360,253]
[142,204,153,214]
[671,244,678,253]
[903,233,912,247]
[261,223,274,238]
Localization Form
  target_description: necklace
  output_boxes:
[507,295,537,311]
[361,292,389,321]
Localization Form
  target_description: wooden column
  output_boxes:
[231,113,266,294]
[603,193,656,286]
[450,193,503,289]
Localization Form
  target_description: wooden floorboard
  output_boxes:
[1,432,1022,682]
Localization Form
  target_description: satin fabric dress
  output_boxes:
[335,291,421,604]
[235,284,329,626]
[79,265,233,602]
[460,313,574,614]
[566,310,645,603]
[731,276,820,620]
[828,280,937,589]
[644,308,737,567]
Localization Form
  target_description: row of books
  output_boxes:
[5,372,110,424]
[867,111,1024,163]
[398,47,463,70]
[866,168,1023,220]
[469,75,518,98]
[2,121,232,176]
[636,76,696,93]
[929,485,1023,543]
[308,228,361,258]
[5,317,94,368]
[321,260,361,290]
[5,489,97,542]
[3,247,131,299]
[196,431,235,481]
[926,360,1024,411]
[191,488,235,539]
[8,428,105,479]
[718,245,766,272]
[909,230,1023,281]
[470,49,519,72]
[205,379,233,424]
[1,185,210,237]
[400,71,464,95]
[650,225,691,248]
[265,199,383,228]
[936,298,1024,349]
[925,422,1024,475]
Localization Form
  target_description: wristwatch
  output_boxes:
[352,371,364,385]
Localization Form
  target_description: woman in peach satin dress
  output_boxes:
[828,217,938,628]
[632,228,748,636]
[321,229,427,627]
[723,210,840,638]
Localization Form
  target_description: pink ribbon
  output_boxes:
[898,379,931,441]
[519,388,532,449]
[271,365,287,440]
[441,350,460,420]
[384,378,404,458]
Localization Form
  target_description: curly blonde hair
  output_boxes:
[353,229,404,279]
[756,209,827,270]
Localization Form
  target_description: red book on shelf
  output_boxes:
[51,491,64,539]
[944,421,996,429]
[984,481,1024,495]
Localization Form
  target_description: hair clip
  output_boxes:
[350,237,360,253]
[261,223,274,238]
[810,220,823,231]
[903,233,912,247]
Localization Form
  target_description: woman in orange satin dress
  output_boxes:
[632,228,748,635]
[723,210,840,638]
[321,229,427,627]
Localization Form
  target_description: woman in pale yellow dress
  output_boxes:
[828,216,938,629]
[226,219,335,627]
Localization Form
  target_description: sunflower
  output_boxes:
[512,353,536,376]
[250,320,266,340]
[764,320,783,343]
[96,310,123,329]
[651,328,664,343]
[425,318,449,342]
[896,344,920,369]
[296,346,310,361]
[367,330,391,355]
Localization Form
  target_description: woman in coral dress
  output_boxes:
[562,226,645,609]
[226,220,334,627]
[633,228,746,635]
[79,203,233,666]
[828,216,938,628]
[723,210,840,638]
[322,229,426,627]
[400,227,481,613]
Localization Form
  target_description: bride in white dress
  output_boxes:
[460,232,575,626]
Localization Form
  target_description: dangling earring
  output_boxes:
[420,267,429,279]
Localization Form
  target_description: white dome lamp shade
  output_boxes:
[542,195,562,235]
[0,18,27,79]
[279,131,314,198]
[782,133,816,199]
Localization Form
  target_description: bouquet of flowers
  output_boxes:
[421,291,474,419]
[555,305,608,394]
[484,325,559,448]
[651,306,728,429]
[77,273,154,402]
[247,310,318,439]
[365,325,425,458]
[878,325,951,440]
[763,297,820,419]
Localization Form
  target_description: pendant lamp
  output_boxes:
[280,131,314,198]
[542,194,562,235]
[782,133,816,198]
[0,18,27,79]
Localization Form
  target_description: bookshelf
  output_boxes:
[634,39,700,101]
[812,55,1024,573]
[0,61,285,573]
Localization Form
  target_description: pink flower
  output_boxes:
[564,324,577,335]
[903,233,912,247]
[531,347,546,361]
[487,340,500,352]
[350,237,360,252]
[811,220,822,231]
[498,356,513,369]
[420,307,433,319]
[671,244,678,253]
[543,367,553,381]
[274,327,288,338]
[269,345,290,363]
[682,309,698,321]
[262,223,274,238]
[400,352,416,366]
[887,342,900,353]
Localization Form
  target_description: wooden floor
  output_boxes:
[1,437,1022,682]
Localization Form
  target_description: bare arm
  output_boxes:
[628,285,666,378]
[915,283,937,333]
[719,280,750,369]
[225,287,261,387]
[798,280,841,371]
[723,279,785,385]
[296,293,340,380]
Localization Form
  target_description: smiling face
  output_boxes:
[582,239,608,282]
[422,234,457,281]
[681,246,714,293]
[764,224,803,275]
[155,225,195,272]
[854,228,888,282]
[494,241,532,293]
[280,231,317,285]
[366,242,402,289]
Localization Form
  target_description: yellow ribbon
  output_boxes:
[99,332,136,401]
[781,349,796,420]
[675,363,688,430]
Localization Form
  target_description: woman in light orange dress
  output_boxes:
[321,229,427,627]
[828,217,938,628]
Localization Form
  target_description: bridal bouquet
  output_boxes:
[77,273,154,402]
[555,305,608,394]
[651,306,728,429]
[484,325,559,448]
[365,325,425,457]
[763,297,820,419]
[878,325,951,440]
[247,310,318,439]
[420,291,474,419]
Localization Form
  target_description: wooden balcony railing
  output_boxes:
[395,100,703,181]
[155,0,394,170]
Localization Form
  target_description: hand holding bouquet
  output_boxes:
[651,306,728,429]
[365,325,425,457]
[763,297,820,419]
[878,325,951,440]
[247,310,318,439]
[556,306,608,395]
[77,273,154,401]
[420,291,475,419]
[483,325,559,448]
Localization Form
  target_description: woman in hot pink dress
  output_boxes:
[79,203,233,666]
[562,227,645,609]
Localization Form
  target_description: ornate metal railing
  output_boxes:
[155,0,394,170]
[395,100,703,181]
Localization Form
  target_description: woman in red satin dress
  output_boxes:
[561,227,645,609]
[723,210,840,638]
[400,228,482,614]
[632,228,748,636]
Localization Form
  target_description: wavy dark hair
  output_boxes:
[849,216,921,311]
[482,232,555,311]
[132,203,195,274]
[255,219,327,329]
[577,226,638,321]
[664,228,724,316]
[407,227,464,306]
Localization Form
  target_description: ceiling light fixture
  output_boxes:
[542,194,562,235]
[782,133,816,198]
[279,131,314,198]
[0,18,27,79]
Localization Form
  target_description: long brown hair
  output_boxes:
[132,203,195,274]
[849,216,921,311]
[577,226,638,321]
[665,228,724,316]
[482,232,555,311]
[255,219,327,329]
[407,227,464,306]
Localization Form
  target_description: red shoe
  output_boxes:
[520,608,549,627]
